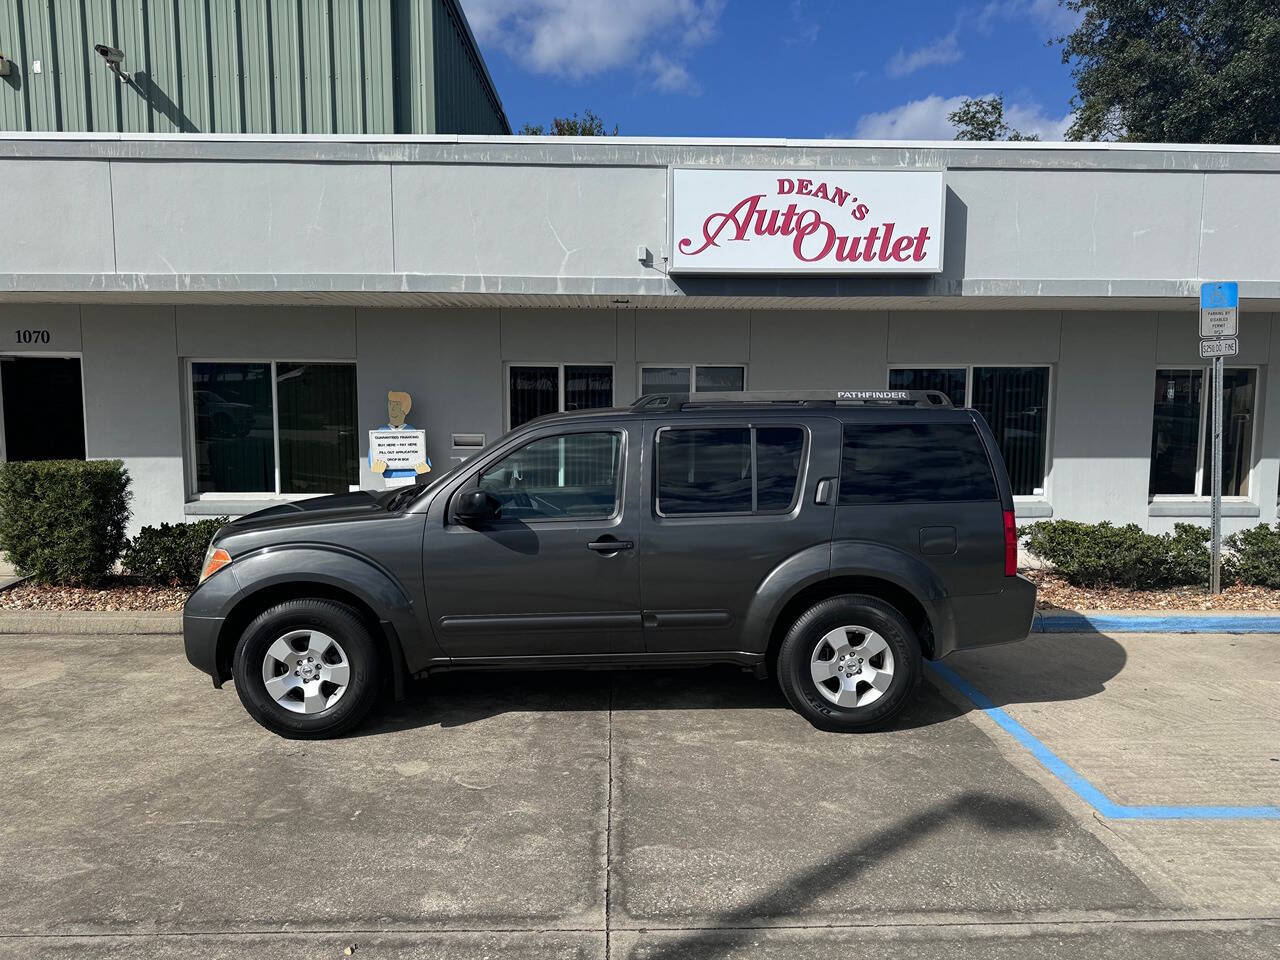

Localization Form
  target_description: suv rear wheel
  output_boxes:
[777,594,922,732]
[232,599,381,739]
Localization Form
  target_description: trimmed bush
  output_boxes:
[121,517,229,588]
[1224,524,1280,588]
[0,459,132,586]
[1020,520,1209,589]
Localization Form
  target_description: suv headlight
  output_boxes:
[198,544,232,585]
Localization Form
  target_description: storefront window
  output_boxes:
[1149,368,1256,497]
[641,364,746,396]
[509,364,613,429]
[191,361,356,495]
[888,366,1050,496]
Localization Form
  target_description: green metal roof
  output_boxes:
[0,0,508,134]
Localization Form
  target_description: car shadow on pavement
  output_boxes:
[622,791,1055,960]
[351,630,1127,737]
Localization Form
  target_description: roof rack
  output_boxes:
[630,390,952,411]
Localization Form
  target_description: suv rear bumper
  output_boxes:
[939,574,1037,657]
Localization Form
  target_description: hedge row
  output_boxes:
[1020,520,1280,589]
[0,460,226,587]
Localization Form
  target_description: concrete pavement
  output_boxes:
[1,630,1277,958]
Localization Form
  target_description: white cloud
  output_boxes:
[852,93,1073,141]
[978,0,1083,37]
[647,52,698,94]
[886,30,963,77]
[461,0,724,92]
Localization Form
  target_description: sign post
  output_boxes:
[1199,282,1238,594]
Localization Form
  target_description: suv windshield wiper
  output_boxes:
[384,485,423,512]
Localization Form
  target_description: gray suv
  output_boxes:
[184,390,1036,738]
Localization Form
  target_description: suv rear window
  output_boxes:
[839,422,996,505]
[657,425,805,515]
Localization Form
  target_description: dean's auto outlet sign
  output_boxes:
[670,168,945,275]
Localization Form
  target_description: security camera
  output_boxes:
[93,44,124,66]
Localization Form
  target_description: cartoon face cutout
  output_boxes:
[387,390,412,427]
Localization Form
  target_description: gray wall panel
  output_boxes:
[0,159,115,273]
[391,163,666,280]
[355,307,501,483]
[80,304,186,532]
[1198,174,1280,282]
[635,310,749,364]
[749,311,887,390]
[887,311,1062,363]
[950,169,1203,281]
[176,306,357,358]
[111,161,395,275]
[1051,312,1158,525]
[499,308,617,362]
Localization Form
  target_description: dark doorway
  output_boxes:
[1,357,86,461]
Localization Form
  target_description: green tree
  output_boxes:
[1060,0,1280,143]
[948,95,1040,141]
[518,109,619,136]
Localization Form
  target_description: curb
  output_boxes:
[1033,611,1280,634]
[0,610,181,635]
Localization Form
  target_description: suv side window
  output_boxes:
[477,431,622,521]
[656,425,805,516]
[839,422,996,505]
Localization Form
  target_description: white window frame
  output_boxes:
[887,363,1055,500]
[638,363,748,397]
[1149,364,1260,501]
[504,362,616,431]
[184,358,358,501]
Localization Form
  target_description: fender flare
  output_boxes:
[741,541,955,658]
[218,544,440,677]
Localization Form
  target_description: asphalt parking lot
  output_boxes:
[2,629,1278,959]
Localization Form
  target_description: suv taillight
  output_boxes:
[1003,509,1017,577]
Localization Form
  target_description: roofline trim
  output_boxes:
[0,131,1277,155]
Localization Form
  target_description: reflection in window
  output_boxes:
[656,425,805,515]
[477,432,621,521]
[658,427,752,514]
[839,424,997,505]
[192,362,274,493]
[192,361,357,495]
[1149,368,1256,497]
[641,365,746,396]
[277,363,358,494]
[755,427,805,511]
[971,367,1049,498]
[889,368,966,407]
[1150,369,1203,495]
[887,366,1048,496]
[509,364,613,428]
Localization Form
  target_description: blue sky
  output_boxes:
[461,0,1083,140]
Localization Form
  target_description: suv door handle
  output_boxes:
[588,538,633,553]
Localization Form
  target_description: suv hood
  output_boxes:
[223,491,384,534]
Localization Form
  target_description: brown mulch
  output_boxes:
[0,577,190,611]
[1024,568,1280,612]
[2,569,1278,615]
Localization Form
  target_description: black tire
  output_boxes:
[232,599,381,739]
[776,594,922,732]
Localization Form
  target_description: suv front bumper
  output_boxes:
[182,565,240,686]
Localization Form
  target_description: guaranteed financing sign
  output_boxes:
[671,168,945,275]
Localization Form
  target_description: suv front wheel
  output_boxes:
[232,599,381,739]
[777,594,922,732]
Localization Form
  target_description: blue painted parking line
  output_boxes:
[1033,612,1280,634]
[927,661,1280,821]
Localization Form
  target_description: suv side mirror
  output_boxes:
[454,489,501,525]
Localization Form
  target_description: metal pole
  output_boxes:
[1210,355,1223,594]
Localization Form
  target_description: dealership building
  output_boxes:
[1,133,1279,534]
